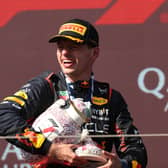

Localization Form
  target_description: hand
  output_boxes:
[47,143,88,166]
[97,151,122,168]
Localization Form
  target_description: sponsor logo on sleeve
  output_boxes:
[14,90,28,100]
[4,96,25,106]
[132,160,142,168]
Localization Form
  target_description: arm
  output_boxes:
[111,90,148,168]
[0,72,55,155]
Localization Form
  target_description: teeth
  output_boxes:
[63,60,72,63]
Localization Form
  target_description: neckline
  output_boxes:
[64,72,95,102]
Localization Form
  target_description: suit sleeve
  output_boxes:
[110,90,148,168]
[0,72,56,155]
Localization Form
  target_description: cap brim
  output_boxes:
[49,35,84,43]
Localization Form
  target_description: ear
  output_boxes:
[92,47,99,62]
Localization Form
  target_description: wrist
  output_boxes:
[47,143,56,158]
[39,138,52,155]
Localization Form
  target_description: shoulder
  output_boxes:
[94,80,121,96]
[33,71,67,92]
[28,71,62,86]
[21,71,59,95]
[94,80,126,104]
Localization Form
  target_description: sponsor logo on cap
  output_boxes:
[59,23,87,36]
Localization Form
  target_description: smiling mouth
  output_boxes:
[63,60,74,67]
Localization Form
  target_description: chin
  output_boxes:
[62,69,75,76]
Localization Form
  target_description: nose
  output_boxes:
[61,48,69,55]
[60,47,72,58]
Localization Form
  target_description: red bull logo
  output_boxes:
[16,128,45,148]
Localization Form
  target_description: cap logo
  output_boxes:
[59,23,87,36]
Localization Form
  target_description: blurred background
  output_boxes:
[0,0,168,167]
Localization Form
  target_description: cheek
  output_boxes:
[56,51,61,62]
[83,52,94,64]
[79,57,92,67]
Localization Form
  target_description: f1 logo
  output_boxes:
[96,0,166,24]
[0,0,166,27]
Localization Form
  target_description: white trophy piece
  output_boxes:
[21,98,107,167]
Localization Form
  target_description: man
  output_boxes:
[0,18,147,168]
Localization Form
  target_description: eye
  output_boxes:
[69,45,78,50]
[57,44,64,50]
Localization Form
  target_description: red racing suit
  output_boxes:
[0,71,147,168]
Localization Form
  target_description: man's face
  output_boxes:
[56,39,99,80]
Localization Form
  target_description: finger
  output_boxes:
[69,144,81,150]
[97,159,112,168]
[65,156,88,167]
[102,150,115,158]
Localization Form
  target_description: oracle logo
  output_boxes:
[137,67,168,112]
[0,0,166,27]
